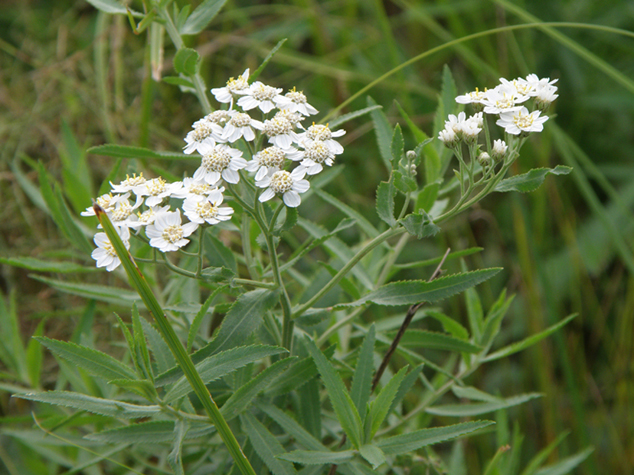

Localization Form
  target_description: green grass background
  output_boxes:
[0,0,633,473]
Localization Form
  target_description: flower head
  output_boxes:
[257,168,310,208]
[193,144,247,185]
[299,123,345,154]
[222,112,263,143]
[183,191,234,225]
[491,139,508,161]
[482,84,529,115]
[455,88,486,107]
[274,88,318,116]
[134,177,183,207]
[81,192,129,217]
[211,69,250,104]
[145,209,198,252]
[246,146,300,181]
[91,226,130,272]
[184,118,222,154]
[237,81,284,113]
[496,107,548,135]
[262,116,298,148]
[298,140,336,175]
[110,173,146,193]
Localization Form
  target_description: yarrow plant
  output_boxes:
[11,7,585,472]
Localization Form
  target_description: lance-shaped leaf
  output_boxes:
[30,276,140,306]
[376,181,397,227]
[86,420,213,443]
[494,165,572,193]
[15,391,161,419]
[36,337,137,381]
[163,345,286,402]
[278,450,355,466]
[305,337,363,448]
[368,367,408,439]
[258,403,328,452]
[337,268,501,308]
[350,324,375,420]
[242,413,298,475]
[249,38,287,84]
[426,393,542,417]
[532,447,594,475]
[359,445,386,470]
[0,257,95,273]
[180,0,230,35]
[377,421,494,455]
[329,105,383,129]
[168,419,188,475]
[368,96,392,170]
[388,330,482,353]
[87,144,190,160]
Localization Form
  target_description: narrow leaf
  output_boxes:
[278,450,354,465]
[426,393,542,416]
[494,166,572,193]
[376,181,397,227]
[377,421,495,455]
[369,366,408,438]
[181,0,230,35]
[250,38,288,84]
[0,257,94,274]
[86,421,212,443]
[88,144,190,160]
[163,76,195,88]
[392,330,482,353]
[350,324,375,420]
[452,386,503,403]
[86,0,142,16]
[205,233,238,273]
[167,419,188,475]
[388,364,423,415]
[258,403,328,452]
[390,124,404,171]
[242,413,298,475]
[359,445,386,469]
[30,276,140,306]
[368,96,393,169]
[329,105,383,129]
[534,447,594,475]
[315,189,379,239]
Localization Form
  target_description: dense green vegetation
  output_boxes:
[1,0,632,474]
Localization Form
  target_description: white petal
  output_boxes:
[259,188,276,202]
[223,168,240,184]
[283,191,301,207]
[293,179,310,193]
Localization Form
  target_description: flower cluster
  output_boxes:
[84,69,345,271]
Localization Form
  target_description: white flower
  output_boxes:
[91,226,130,272]
[145,209,198,252]
[499,77,534,97]
[438,127,458,147]
[444,112,467,134]
[298,140,336,175]
[534,84,559,110]
[246,146,299,181]
[193,144,247,185]
[171,177,219,201]
[262,116,299,148]
[525,74,558,93]
[204,110,234,127]
[82,192,127,216]
[298,123,345,154]
[134,177,183,207]
[491,139,508,161]
[184,118,222,154]
[482,84,529,115]
[110,173,146,193]
[237,82,284,113]
[496,107,548,135]
[455,88,486,105]
[128,205,171,229]
[257,168,310,208]
[274,109,303,128]
[222,112,263,142]
[211,69,250,104]
[274,88,318,116]
[183,192,234,225]
[105,197,143,227]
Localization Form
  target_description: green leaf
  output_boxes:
[205,233,238,274]
[368,96,393,170]
[86,0,141,16]
[173,47,201,76]
[304,337,363,448]
[180,0,229,35]
[452,386,503,403]
[86,421,213,443]
[26,320,45,387]
[483,314,577,362]
[368,366,408,439]
[163,345,287,402]
[273,206,298,236]
[167,419,188,475]
[426,393,542,416]
[315,189,379,239]
[16,390,161,418]
[359,445,386,469]
[376,181,397,227]
[399,210,441,239]
[162,76,195,88]
[241,413,298,475]
[377,421,494,455]
[479,290,514,350]
[339,268,501,308]
[392,329,482,353]
[250,38,288,84]
[140,317,176,375]
[494,166,572,193]
[390,124,404,172]
[427,311,469,340]
[131,306,153,380]
[328,105,383,129]
[388,364,423,415]
[415,181,441,213]
[264,355,317,397]
[108,378,156,400]
[187,289,220,352]
[258,403,328,452]
[521,432,570,475]
[0,256,94,273]
[298,377,322,440]
[350,324,375,420]
[278,450,355,465]
[0,292,27,379]
[200,266,235,283]
[36,337,137,381]
[395,100,427,143]
[221,358,295,420]
[30,276,140,306]
[87,144,191,160]
[534,447,594,475]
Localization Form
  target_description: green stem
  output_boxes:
[196,227,206,277]
[95,206,256,475]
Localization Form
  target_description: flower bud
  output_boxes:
[478,152,491,169]
[491,139,507,162]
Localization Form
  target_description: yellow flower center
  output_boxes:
[270,171,293,194]
[162,225,183,244]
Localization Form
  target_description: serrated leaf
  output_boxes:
[250,38,287,84]
[388,364,423,415]
[399,210,440,239]
[273,206,298,236]
[427,311,469,340]
[200,266,235,283]
[390,124,404,171]
[452,385,503,403]
[16,390,160,418]
[368,366,408,438]
[36,337,137,381]
[88,144,190,160]
[304,337,363,448]
[315,189,379,239]
[86,421,213,443]
[494,166,572,193]
[534,447,594,475]
[278,450,355,465]
[167,419,188,475]
[483,314,577,362]
[187,288,222,352]
[30,276,140,306]
[394,171,417,194]
[180,0,229,35]
[0,292,26,379]
[173,47,201,76]
[258,403,328,452]
[221,358,295,420]
[162,76,195,88]
[479,290,514,350]
[376,181,397,227]
[26,320,45,387]
[298,377,322,440]
[0,256,94,273]
[131,305,152,380]
[140,317,176,375]
[368,96,392,170]
[339,268,501,308]
[242,413,298,475]
[415,181,441,212]
[350,324,375,420]
[108,379,156,400]
[204,233,238,273]
[391,330,482,353]
[86,0,141,16]
[426,393,542,416]
[359,445,386,469]
[264,356,317,397]
[163,345,286,402]
[377,421,494,455]
[328,105,383,129]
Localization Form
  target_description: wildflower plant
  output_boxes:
[4,3,592,475]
